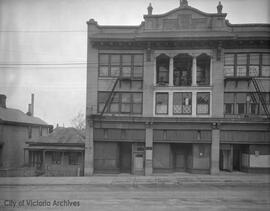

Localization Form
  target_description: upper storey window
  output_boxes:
[99,54,144,79]
[224,53,270,77]
[156,54,169,84]
[173,54,192,86]
[196,54,210,86]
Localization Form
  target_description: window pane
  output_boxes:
[237,103,245,114]
[120,81,131,90]
[98,103,105,112]
[131,81,142,90]
[111,66,120,77]
[100,54,109,65]
[249,66,259,76]
[99,66,109,77]
[121,104,131,113]
[133,104,142,113]
[224,93,234,103]
[262,54,270,65]
[133,93,142,103]
[122,66,131,77]
[236,93,246,103]
[121,93,131,103]
[133,66,143,78]
[262,66,270,77]
[237,54,247,65]
[158,67,169,82]
[134,55,144,65]
[225,104,233,114]
[110,103,119,112]
[224,66,234,76]
[98,92,109,103]
[111,93,120,103]
[236,66,247,76]
[197,93,210,114]
[250,54,260,65]
[224,54,234,65]
[122,55,132,65]
[250,103,259,114]
[156,93,168,114]
[111,55,120,65]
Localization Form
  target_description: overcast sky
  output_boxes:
[0,0,269,127]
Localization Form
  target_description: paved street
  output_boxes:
[0,182,269,211]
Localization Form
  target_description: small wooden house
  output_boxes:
[25,127,85,176]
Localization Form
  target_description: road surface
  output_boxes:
[0,183,269,210]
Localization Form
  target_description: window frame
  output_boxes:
[97,91,143,115]
[98,54,144,79]
[196,92,210,115]
[173,92,192,115]
[224,53,270,78]
[155,92,169,115]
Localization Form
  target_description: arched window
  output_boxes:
[156,54,169,84]
[197,54,210,86]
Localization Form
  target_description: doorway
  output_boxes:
[119,142,132,173]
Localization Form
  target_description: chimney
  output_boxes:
[0,94,7,108]
[26,94,34,116]
[31,93,34,116]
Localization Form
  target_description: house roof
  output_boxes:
[27,127,85,144]
[0,107,48,126]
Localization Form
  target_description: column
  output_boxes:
[211,123,220,174]
[169,57,174,86]
[168,92,173,116]
[145,123,153,176]
[192,55,197,86]
[192,91,197,117]
[84,118,94,176]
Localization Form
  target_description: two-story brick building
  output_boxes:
[0,94,53,176]
[85,0,270,175]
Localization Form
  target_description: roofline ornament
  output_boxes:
[147,3,153,15]
[180,0,188,8]
[217,1,223,14]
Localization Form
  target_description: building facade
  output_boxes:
[0,94,52,176]
[85,1,270,175]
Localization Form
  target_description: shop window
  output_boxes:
[156,54,169,84]
[237,103,245,114]
[156,93,168,114]
[173,92,192,115]
[197,92,210,114]
[225,104,234,114]
[173,54,192,86]
[69,152,79,165]
[98,54,144,78]
[250,103,259,115]
[196,54,210,86]
[52,152,61,165]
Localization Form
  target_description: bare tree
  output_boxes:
[70,111,85,131]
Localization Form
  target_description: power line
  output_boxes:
[0,30,87,33]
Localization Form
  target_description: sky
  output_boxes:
[0,0,269,127]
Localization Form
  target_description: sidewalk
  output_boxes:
[0,172,269,186]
